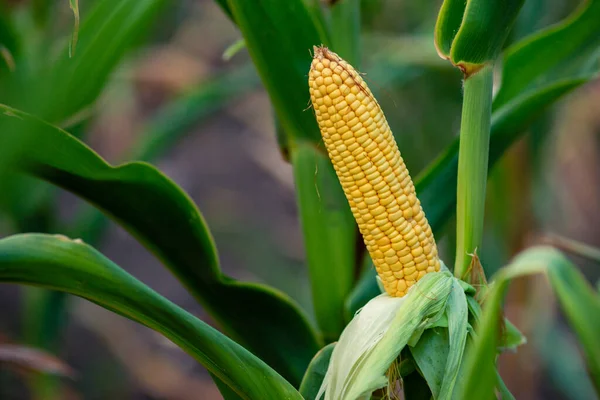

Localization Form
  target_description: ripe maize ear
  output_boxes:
[308,46,440,297]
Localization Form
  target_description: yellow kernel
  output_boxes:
[411,247,424,258]
[399,254,413,264]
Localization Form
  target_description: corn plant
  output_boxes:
[1,0,599,399]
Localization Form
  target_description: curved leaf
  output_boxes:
[435,0,524,73]
[69,64,259,243]
[0,234,302,400]
[459,247,600,398]
[494,0,600,108]
[0,104,321,385]
[45,0,168,122]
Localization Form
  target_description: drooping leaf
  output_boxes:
[459,247,600,398]
[68,64,259,243]
[0,234,302,400]
[0,104,321,386]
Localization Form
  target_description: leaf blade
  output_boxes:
[0,104,321,385]
[0,234,302,400]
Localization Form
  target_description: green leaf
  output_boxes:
[68,64,259,243]
[214,0,235,21]
[439,280,468,399]
[299,343,336,400]
[546,252,600,394]
[0,104,321,386]
[435,0,525,74]
[212,373,246,400]
[130,65,259,162]
[0,234,302,400]
[0,6,19,64]
[227,0,326,144]
[222,38,246,61]
[494,0,600,108]
[434,0,466,59]
[292,143,356,341]
[329,0,361,67]
[459,247,600,398]
[38,0,168,122]
[408,280,468,400]
[410,328,449,398]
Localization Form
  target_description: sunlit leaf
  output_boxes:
[0,234,302,399]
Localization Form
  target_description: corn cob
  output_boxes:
[308,46,440,297]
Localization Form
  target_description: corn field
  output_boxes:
[0,0,599,399]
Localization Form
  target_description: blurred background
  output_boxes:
[0,0,599,398]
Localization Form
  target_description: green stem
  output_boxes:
[454,64,494,279]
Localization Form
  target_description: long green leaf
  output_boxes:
[292,144,355,341]
[68,64,259,244]
[459,247,600,398]
[2,0,167,123]
[0,234,302,400]
[329,0,361,67]
[0,104,320,385]
[494,0,600,108]
[2,0,170,220]
[227,0,326,144]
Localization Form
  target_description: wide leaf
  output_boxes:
[0,104,320,385]
[0,234,302,400]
